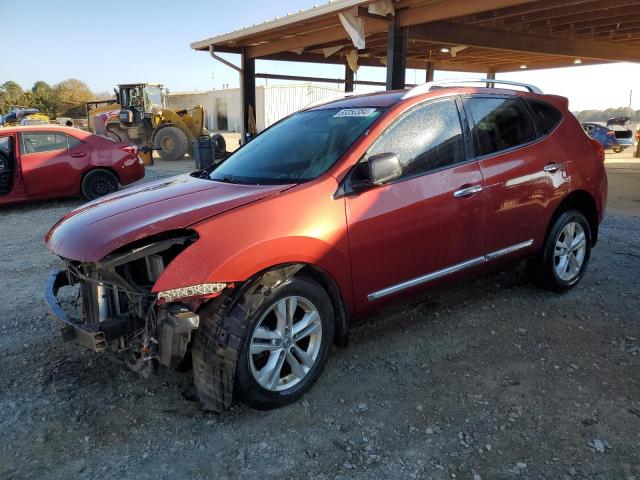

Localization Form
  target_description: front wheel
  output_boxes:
[81,169,119,200]
[193,274,334,410]
[530,210,592,292]
[154,126,188,161]
[612,146,624,153]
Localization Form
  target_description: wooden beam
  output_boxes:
[462,0,594,24]
[568,20,640,37]
[247,0,536,59]
[397,0,537,28]
[547,13,640,34]
[408,21,640,62]
[529,3,640,31]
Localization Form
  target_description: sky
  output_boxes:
[1,0,639,112]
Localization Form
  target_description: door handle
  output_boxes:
[543,162,562,173]
[71,152,87,158]
[453,184,483,198]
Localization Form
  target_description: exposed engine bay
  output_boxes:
[46,231,202,376]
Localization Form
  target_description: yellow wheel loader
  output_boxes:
[87,83,205,161]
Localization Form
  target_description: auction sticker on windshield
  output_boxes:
[333,108,377,118]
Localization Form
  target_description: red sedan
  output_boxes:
[0,125,144,205]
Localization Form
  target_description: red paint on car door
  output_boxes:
[345,98,489,315]
[20,131,92,198]
[464,96,570,254]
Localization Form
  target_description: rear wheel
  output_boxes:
[81,169,119,200]
[612,146,623,153]
[154,126,188,161]
[530,210,591,292]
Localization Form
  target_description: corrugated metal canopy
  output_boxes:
[191,0,640,73]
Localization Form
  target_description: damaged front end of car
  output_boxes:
[45,230,224,376]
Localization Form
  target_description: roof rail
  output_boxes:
[402,78,543,99]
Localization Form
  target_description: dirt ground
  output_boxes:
[1,153,639,480]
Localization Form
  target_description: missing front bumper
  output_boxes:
[45,270,107,352]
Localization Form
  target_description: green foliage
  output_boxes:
[0,79,99,118]
[52,79,94,117]
[31,81,56,117]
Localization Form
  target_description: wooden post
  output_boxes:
[386,14,407,90]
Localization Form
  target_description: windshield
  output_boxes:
[144,86,164,110]
[209,107,384,185]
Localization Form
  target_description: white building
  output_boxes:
[167,83,343,133]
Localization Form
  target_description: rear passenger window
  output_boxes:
[368,99,465,178]
[467,97,536,156]
[527,100,562,134]
[22,132,68,154]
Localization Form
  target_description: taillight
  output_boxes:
[120,145,137,155]
[606,131,616,138]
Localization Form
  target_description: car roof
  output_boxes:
[1,125,90,136]
[306,86,557,112]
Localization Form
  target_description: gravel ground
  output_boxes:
[1,165,639,480]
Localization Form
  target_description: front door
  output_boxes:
[0,134,16,195]
[346,98,489,315]
[20,131,92,198]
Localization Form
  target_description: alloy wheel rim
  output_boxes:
[554,221,587,281]
[249,296,323,392]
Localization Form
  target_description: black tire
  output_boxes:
[530,210,592,292]
[612,146,623,153]
[81,169,119,200]
[193,274,334,411]
[154,126,188,161]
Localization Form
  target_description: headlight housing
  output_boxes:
[157,283,227,304]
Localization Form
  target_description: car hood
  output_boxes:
[46,173,293,261]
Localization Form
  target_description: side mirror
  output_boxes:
[351,153,402,192]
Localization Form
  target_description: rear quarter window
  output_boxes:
[526,100,563,135]
[467,97,536,156]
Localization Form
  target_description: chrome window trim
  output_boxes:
[367,239,534,301]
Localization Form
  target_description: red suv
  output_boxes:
[45,80,607,412]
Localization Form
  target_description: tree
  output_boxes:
[0,81,28,114]
[31,81,55,117]
[53,78,94,117]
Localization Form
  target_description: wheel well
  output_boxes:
[548,190,599,246]
[81,167,121,186]
[227,263,349,348]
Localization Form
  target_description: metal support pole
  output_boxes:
[241,50,256,143]
[345,64,354,93]
[386,14,407,90]
[425,62,435,82]
[486,71,495,88]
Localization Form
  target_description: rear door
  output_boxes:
[463,95,569,255]
[346,98,489,314]
[20,131,92,198]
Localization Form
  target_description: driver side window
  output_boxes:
[368,99,466,179]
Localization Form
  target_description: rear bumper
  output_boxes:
[45,270,107,352]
